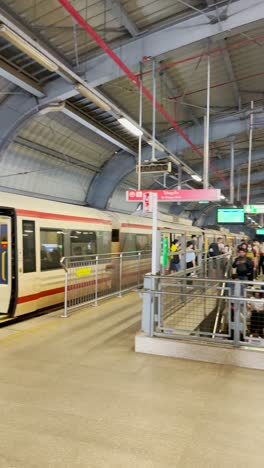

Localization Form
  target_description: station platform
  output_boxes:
[1,292,264,467]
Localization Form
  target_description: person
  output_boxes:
[259,241,264,276]
[208,237,224,257]
[248,291,264,338]
[238,240,248,251]
[169,239,181,273]
[232,249,254,281]
[186,241,196,274]
[246,242,257,280]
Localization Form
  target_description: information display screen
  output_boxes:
[217,208,245,224]
[256,229,264,235]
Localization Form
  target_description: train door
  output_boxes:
[0,218,12,314]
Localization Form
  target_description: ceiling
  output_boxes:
[0,0,263,226]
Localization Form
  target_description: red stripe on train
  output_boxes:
[17,278,111,304]
[16,209,112,225]
[121,223,151,229]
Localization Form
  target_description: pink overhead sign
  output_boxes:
[126,189,221,202]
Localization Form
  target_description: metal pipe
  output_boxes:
[58,0,230,188]
[152,58,156,162]
[138,61,143,190]
[236,168,241,202]
[246,101,254,206]
[203,52,210,189]
[230,137,235,204]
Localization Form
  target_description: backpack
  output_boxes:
[208,242,220,257]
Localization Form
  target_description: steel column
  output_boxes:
[246,101,254,206]
[203,53,211,189]
[230,137,235,204]
[138,62,143,190]
[152,58,156,162]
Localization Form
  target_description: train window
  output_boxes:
[97,231,111,255]
[70,231,96,256]
[40,229,64,271]
[22,220,36,273]
[112,229,119,242]
[120,233,136,252]
[136,234,152,252]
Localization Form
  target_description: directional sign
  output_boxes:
[126,189,221,202]
[244,205,264,214]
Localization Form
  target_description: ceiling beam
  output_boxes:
[106,0,140,37]
[79,0,263,87]
[0,59,44,97]
[160,66,200,126]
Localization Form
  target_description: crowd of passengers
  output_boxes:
[231,239,264,341]
[169,236,264,340]
[169,236,264,278]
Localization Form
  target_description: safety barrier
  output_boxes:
[60,251,152,317]
[141,273,264,348]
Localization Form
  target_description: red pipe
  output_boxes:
[58,0,229,187]
[169,71,264,100]
[139,35,264,77]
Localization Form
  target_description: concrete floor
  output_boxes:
[1,293,264,467]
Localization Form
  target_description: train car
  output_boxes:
[0,192,112,318]
[1,191,246,320]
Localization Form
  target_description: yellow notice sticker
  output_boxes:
[75,267,91,277]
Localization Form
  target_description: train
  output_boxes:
[0,192,246,319]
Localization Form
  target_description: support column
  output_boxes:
[138,61,143,190]
[246,101,254,206]
[230,137,235,204]
[203,52,211,189]
[151,58,156,162]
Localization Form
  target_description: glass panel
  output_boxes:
[41,229,64,271]
[23,220,36,273]
[97,231,111,255]
[120,233,136,252]
[70,230,96,256]
[136,234,152,252]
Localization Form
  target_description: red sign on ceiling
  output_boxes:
[126,189,221,202]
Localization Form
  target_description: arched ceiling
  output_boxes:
[0,0,263,227]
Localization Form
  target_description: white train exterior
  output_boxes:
[0,192,245,318]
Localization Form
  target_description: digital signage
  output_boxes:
[256,229,264,235]
[217,208,245,224]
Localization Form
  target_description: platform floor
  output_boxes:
[1,293,264,467]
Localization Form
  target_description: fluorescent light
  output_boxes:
[147,139,165,153]
[118,117,143,137]
[191,174,202,182]
[0,25,58,72]
[75,84,111,112]
[39,103,65,114]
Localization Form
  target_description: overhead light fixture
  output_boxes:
[191,174,202,182]
[147,139,165,153]
[75,84,111,112]
[0,25,58,72]
[118,117,143,137]
[39,103,65,114]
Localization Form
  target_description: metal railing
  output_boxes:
[60,251,152,317]
[141,273,264,348]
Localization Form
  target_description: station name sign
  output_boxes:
[126,189,221,202]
